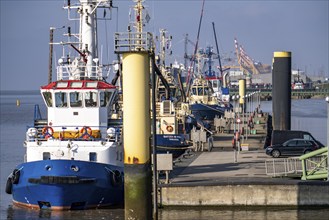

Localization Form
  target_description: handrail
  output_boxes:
[299,147,328,180]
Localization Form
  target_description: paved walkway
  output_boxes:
[171,150,272,184]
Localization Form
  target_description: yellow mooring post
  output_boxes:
[122,52,152,220]
[238,79,245,111]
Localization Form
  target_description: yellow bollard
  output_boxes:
[122,52,152,220]
[16,99,20,106]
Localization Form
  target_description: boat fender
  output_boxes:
[42,126,54,139]
[12,169,20,184]
[80,126,92,139]
[5,177,13,194]
[110,170,123,187]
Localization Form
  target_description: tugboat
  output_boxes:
[5,0,124,210]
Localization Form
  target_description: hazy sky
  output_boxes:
[1,0,328,91]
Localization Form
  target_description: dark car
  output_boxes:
[265,138,321,158]
[265,130,325,149]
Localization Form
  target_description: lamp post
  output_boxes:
[326,96,329,182]
[242,96,245,142]
[245,94,249,140]
[236,95,240,153]
[232,95,236,135]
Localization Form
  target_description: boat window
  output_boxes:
[100,91,112,107]
[70,82,83,88]
[204,88,209,95]
[55,92,68,107]
[89,152,97,161]
[42,92,53,107]
[212,80,218,89]
[192,88,197,95]
[86,82,98,88]
[56,82,68,88]
[43,152,51,160]
[70,92,82,107]
[198,88,204,96]
[85,91,98,107]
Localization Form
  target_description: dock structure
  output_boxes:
[158,143,329,207]
[157,111,329,207]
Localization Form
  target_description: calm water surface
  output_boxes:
[1,91,328,219]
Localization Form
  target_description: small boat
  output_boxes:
[5,0,124,210]
[186,46,232,123]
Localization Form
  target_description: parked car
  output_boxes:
[265,138,322,158]
[266,130,325,149]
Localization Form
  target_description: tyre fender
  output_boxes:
[12,169,20,184]
[110,170,123,187]
[5,177,13,194]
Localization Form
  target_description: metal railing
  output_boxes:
[300,147,328,180]
[57,65,104,81]
[265,153,328,179]
[265,157,303,177]
[114,32,154,53]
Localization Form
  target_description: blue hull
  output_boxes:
[156,134,191,158]
[190,103,231,121]
[10,160,124,210]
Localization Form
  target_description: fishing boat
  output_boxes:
[5,0,124,210]
[188,46,232,122]
[153,29,192,157]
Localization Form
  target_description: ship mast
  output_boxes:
[134,0,144,33]
[79,0,97,66]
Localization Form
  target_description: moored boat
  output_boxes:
[5,0,124,210]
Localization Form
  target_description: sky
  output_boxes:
[0,0,328,91]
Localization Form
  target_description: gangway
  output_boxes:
[265,147,328,179]
[265,157,303,178]
[300,147,328,180]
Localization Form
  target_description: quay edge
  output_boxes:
[159,181,329,206]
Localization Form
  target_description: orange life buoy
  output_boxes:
[80,126,92,139]
[42,126,54,139]
[166,125,174,133]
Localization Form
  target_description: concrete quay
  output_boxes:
[158,135,329,207]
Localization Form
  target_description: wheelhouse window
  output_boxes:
[70,92,82,107]
[100,91,112,107]
[192,88,197,95]
[42,92,53,107]
[55,92,68,107]
[85,91,98,107]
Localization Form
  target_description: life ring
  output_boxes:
[80,126,92,139]
[166,125,174,133]
[12,169,20,184]
[5,177,13,194]
[110,170,123,187]
[42,126,54,139]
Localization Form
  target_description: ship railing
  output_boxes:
[114,32,154,53]
[56,65,105,81]
[25,125,122,143]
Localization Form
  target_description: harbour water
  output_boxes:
[1,91,328,219]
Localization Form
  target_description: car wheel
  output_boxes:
[304,150,312,155]
[272,150,280,158]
